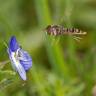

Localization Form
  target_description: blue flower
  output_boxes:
[7,36,32,80]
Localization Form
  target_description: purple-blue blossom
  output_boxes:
[7,36,32,80]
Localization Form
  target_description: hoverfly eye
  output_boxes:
[45,25,52,34]
[46,25,51,31]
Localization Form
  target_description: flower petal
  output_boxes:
[18,49,32,61]
[20,60,32,71]
[9,52,27,80]
[15,62,27,80]
[9,36,20,52]
[18,49,32,71]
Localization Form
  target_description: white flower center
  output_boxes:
[11,52,19,65]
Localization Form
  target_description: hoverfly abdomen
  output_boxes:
[71,28,76,33]
[62,28,73,35]
[71,28,87,35]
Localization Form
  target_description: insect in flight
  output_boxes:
[45,25,87,42]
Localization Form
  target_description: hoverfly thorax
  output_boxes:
[45,25,61,36]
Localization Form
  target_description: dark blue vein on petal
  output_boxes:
[20,60,32,71]
[19,49,32,71]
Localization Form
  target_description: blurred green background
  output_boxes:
[0,0,96,96]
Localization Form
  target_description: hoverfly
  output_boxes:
[45,25,87,42]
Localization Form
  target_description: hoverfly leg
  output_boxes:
[51,36,56,46]
[51,36,60,46]
[55,37,60,45]
[73,35,82,42]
